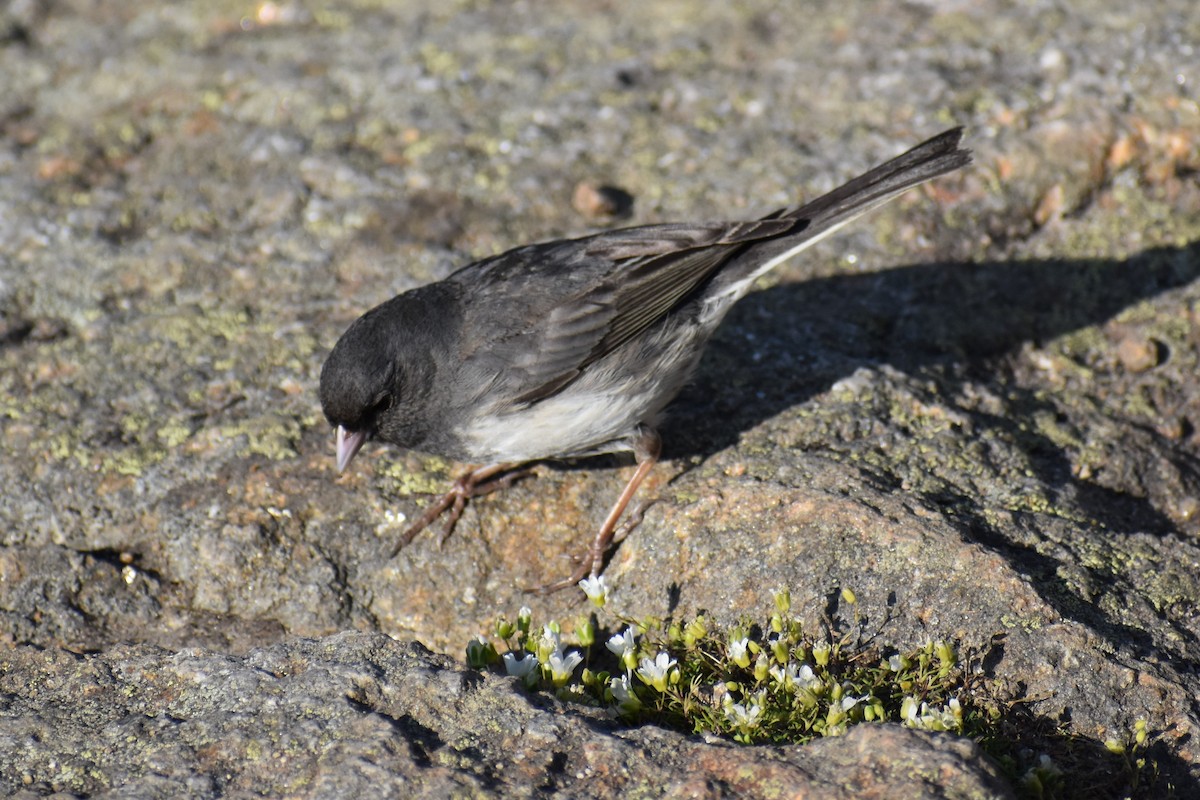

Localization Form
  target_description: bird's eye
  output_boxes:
[368,393,393,417]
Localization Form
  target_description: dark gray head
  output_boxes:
[319,285,456,470]
[319,304,402,470]
[320,313,397,432]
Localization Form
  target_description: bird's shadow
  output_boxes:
[669,242,1199,459]
[662,241,1200,656]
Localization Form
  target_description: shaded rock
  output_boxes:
[0,632,1013,799]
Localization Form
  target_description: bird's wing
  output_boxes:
[454,218,802,406]
[451,127,971,410]
[576,220,801,370]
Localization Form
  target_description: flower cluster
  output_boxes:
[469,586,976,746]
[469,605,590,691]
[465,583,1163,795]
[901,695,963,732]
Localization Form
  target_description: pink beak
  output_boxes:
[335,426,368,473]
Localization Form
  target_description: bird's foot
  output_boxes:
[391,462,531,556]
[528,427,660,595]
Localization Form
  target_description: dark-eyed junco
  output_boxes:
[321,128,971,591]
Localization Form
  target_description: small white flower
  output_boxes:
[727,637,750,667]
[1035,753,1060,775]
[537,624,561,661]
[769,661,801,691]
[841,694,868,711]
[503,652,539,686]
[946,697,965,729]
[578,575,609,607]
[901,696,920,724]
[936,700,962,731]
[796,664,822,691]
[888,654,907,672]
[547,649,583,686]
[724,689,766,732]
[541,624,560,648]
[724,702,762,729]
[606,627,638,672]
[636,652,677,692]
[609,673,641,713]
[606,627,636,657]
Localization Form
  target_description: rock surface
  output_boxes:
[2,0,1199,796]
[0,632,1014,798]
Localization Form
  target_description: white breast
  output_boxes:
[462,324,704,462]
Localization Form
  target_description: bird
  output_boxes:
[320,127,971,592]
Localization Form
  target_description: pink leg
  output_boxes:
[392,462,532,556]
[533,426,661,594]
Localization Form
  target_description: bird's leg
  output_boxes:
[611,499,651,544]
[392,462,532,555]
[533,425,661,594]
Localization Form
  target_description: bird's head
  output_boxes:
[319,309,400,472]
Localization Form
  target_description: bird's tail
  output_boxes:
[705,128,971,309]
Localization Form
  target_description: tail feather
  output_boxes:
[787,126,970,232]
[704,128,971,312]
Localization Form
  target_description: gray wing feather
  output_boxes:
[490,219,802,405]
[456,127,970,408]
